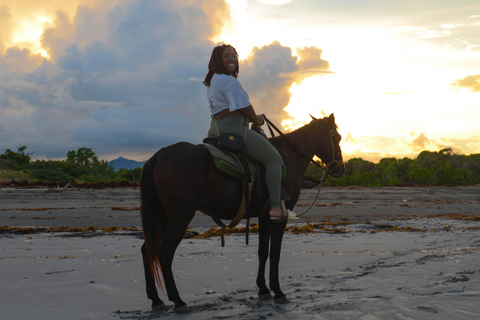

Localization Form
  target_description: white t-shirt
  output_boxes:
[207,73,251,114]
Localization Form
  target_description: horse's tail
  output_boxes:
[140,154,165,291]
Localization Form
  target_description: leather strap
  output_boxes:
[212,153,253,247]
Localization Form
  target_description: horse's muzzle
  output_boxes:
[332,163,346,178]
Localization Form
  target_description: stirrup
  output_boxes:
[270,200,293,223]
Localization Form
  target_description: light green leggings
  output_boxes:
[208,115,283,208]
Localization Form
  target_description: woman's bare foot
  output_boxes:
[269,204,288,223]
[269,206,283,218]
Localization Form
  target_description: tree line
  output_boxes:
[305,148,480,187]
[0,146,141,183]
[1,146,479,186]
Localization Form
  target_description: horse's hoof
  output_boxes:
[152,302,168,311]
[274,296,290,304]
[259,292,273,300]
[174,305,192,313]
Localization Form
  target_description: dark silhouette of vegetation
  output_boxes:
[28,147,115,182]
[114,167,142,183]
[0,146,141,183]
[0,144,32,170]
[304,148,480,187]
[2,146,479,186]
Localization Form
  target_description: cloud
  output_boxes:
[0,5,13,52]
[257,0,292,5]
[296,47,330,70]
[0,0,330,161]
[241,41,298,121]
[398,8,480,52]
[0,0,230,159]
[343,132,356,144]
[339,131,480,163]
[411,132,430,150]
[437,135,480,156]
[452,74,480,92]
[41,10,75,61]
[240,41,330,124]
[0,46,45,72]
[294,46,331,82]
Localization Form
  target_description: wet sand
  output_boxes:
[1,186,479,319]
[1,185,479,228]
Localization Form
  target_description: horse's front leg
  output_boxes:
[141,243,166,310]
[157,223,192,313]
[269,221,288,303]
[256,217,271,298]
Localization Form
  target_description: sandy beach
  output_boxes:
[1,185,479,319]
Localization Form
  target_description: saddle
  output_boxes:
[201,138,266,196]
[200,138,288,202]
[200,136,289,246]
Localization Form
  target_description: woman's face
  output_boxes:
[222,46,238,74]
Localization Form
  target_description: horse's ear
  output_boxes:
[328,113,335,124]
[310,114,318,121]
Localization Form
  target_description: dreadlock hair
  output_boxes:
[203,44,239,87]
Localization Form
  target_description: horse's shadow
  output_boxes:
[114,288,290,319]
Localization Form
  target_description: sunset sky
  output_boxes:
[1,0,479,162]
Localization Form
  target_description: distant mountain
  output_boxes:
[109,157,146,171]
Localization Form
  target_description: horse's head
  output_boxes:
[310,113,346,178]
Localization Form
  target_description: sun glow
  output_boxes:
[212,0,480,161]
[11,15,53,58]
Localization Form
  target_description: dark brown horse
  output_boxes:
[140,113,345,313]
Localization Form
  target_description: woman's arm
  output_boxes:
[238,105,265,125]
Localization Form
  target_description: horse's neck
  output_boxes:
[271,128,320,180]
[285,125,322,158]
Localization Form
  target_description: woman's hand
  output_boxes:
[255,114,265,126]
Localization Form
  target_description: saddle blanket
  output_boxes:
[199,143,251,179]
[199,142,289,201]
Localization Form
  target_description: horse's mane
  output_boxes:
[270,116,333,156]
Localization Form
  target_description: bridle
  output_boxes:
[263,117,343,178]
[321,128,343,178]
[263,116,343,217]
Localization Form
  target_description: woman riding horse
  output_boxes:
[139,45,345,313]
[203,44,286,222]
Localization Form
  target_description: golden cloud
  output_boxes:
[411,132,430,151]
[452,74,480,92]
[0,0,81,56]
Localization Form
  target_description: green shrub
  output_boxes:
[305,150,480,187]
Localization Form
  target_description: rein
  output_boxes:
[264,116,342,217]
[264,117,341,177]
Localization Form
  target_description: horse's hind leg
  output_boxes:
[157,218,193,313]
[141,243,166,310]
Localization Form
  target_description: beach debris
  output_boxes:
[45,183,79,193]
